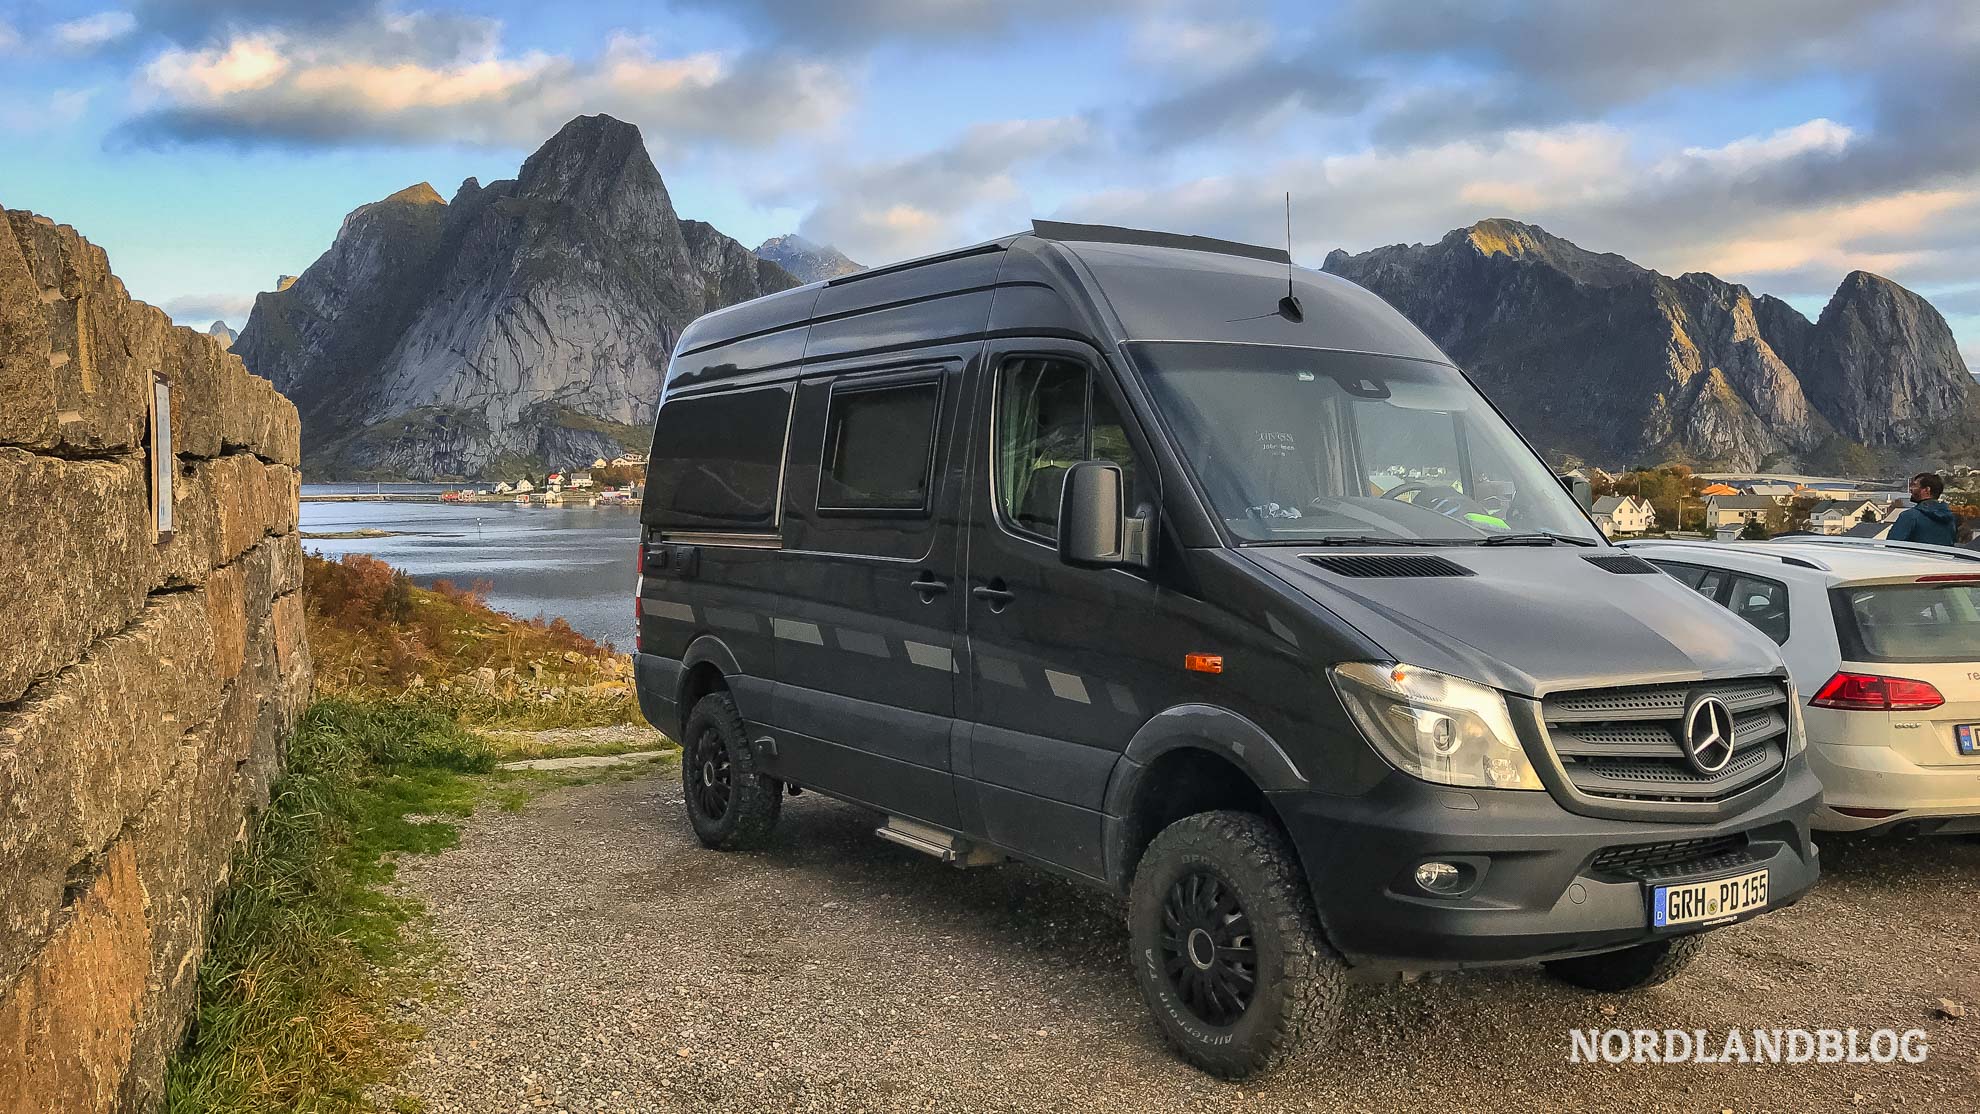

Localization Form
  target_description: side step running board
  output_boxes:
[876,816,1003,868]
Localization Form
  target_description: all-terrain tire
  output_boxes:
[1127,810,1348,1079]
[681,692,781,850]
[1543,933,1707,992]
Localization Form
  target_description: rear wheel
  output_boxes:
[1127,811,1347,1078]
[681,692,781,850]
[1543,934,1706,992]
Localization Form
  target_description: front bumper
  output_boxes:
[1268,759,1825,969]
[1807,740,1980,833]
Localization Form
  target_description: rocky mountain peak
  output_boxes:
[1456,218,1642,287]
[516,114,669,214]
[235,113,799,480]
[1324,220,1974,471]
[206,319,236,348]
[755,234,863,283]
[382,182,445,207]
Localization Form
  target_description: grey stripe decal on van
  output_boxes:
[646,606,1111,705]
[704,607,758,633]
[647,600,695,623]
[1045,669,1091,704]
[978,656,1024,688]
[837,629,890,658]
[771,618,825,645]
[903,641,953,671]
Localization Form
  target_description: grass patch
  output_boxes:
[164,698,495,1114]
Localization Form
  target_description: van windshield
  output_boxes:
[1127,343,1602,545]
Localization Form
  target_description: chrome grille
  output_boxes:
[1540,678,1790,804]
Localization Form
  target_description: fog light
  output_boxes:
[1414,861,1464,894]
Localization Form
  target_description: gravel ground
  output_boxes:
[381,763,1979,1113]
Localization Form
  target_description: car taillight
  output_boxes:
[1917,573,1980,583]
[1809,671,1944,711]
[634,542,645,654]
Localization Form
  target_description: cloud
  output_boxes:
[129,0,384,44]
[1133,51,1368,151]
[116,24,855,152]
[1057,115,1980,317]
[794,117,1098,263]
[0,20,19,52]
[1130,15,1272,72]
[1,87,99,132]
[1347,0,1882,136]
[677,0,1156,48]
[162,291,257,326]
[53,10,139,51]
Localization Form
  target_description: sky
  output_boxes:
[1,0,1977,367]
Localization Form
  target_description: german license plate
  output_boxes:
[1958,724,1977,756]
[1651,868,1769,929]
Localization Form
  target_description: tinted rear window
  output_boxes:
[1833,582,1980,663]
[643,384,793,531]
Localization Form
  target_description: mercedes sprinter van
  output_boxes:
[633,222,1822,1077]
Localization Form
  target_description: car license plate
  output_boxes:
[1959,724,1977,756]
[1651,868,1769,929]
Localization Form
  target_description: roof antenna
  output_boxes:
[1278,192,1304,322]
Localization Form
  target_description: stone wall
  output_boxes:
[0,208,312,1112]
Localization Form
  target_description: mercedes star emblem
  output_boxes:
[1683,694,1737,775]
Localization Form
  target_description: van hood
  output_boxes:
[1240,547,1787,698]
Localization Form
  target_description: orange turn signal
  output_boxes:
[1184,653,1224,674]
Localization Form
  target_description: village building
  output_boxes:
[1704,494,1776,530]
[1591,495,1657,537]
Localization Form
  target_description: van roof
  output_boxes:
[667,221,1449,385]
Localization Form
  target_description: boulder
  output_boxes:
[0,213,57,448]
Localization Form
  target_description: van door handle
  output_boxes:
[908,573,948,601]
[972,582,1016,610]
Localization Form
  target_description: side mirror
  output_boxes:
[1558,473,1593,510]
[1059,460,1151,569]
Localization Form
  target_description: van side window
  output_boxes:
[819,378,940,513]
[996,357,1140,541]
[644,383,793,533]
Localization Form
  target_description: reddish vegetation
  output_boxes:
[304,552,609,691]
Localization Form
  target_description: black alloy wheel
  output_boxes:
[1161,870,1258,1026]
[688,725,733,822]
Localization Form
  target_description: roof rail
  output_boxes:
[1618,539,1832,572]
[1029,220,1290,265]
[822,236,1012,287]
[1756,536,1980,564]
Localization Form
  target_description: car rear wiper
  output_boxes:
[1307,535,1452,547]
[1476,532,1599,547]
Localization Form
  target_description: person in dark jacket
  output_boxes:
[1888,471,1959,546]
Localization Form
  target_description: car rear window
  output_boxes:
[1833,582,1980,663]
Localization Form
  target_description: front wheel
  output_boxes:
[680,691,781,850]
[1543,934,1706,992]
[1127,811,1348,1078]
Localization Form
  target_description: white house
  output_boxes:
[512,478,535,494]
[1744,483,1797,502]
[493,481,513,494]
[1591,495,1657,536]
[1808,499,1879,535]
[567,472,594,490]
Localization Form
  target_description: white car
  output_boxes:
[1622,537,1980,835]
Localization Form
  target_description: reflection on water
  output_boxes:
[300,485,638,650]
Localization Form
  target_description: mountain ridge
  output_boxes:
[234,115,800,479]
[1322,219,1976,472]
[755,233,862,283]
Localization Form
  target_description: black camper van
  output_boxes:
[633,223,1822,1077]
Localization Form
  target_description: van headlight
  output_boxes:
[1330,662,1544,790]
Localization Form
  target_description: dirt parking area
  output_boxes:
[382,762,1979,1113]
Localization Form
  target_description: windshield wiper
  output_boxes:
[1307,535,1453,547]
[1476,532,1599,547]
